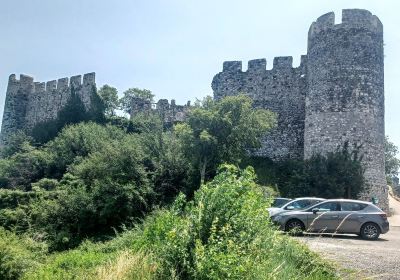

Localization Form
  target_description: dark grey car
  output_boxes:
[272,199,389,240]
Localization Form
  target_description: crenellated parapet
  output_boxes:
[0,73,96,145]
[308,9,382,41]
[5,73,96,94]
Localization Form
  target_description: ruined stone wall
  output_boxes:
[130,97,190,125]
[0,73,96,144]
[211,9,387,211]
[212,57,307,160]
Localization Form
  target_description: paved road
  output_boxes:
[297,194,400,279]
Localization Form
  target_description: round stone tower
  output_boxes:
[304,9,387,211]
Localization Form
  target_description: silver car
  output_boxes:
[268,197,325,217]
[272,199,390,240]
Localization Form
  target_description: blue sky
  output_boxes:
[0,0,399,149]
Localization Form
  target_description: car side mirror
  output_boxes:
[286,206,295,210]
[312,208,319,214]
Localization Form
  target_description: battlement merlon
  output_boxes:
[248,59,266,72]
[34,82,45,92]
[308,9,382,39]
[70,75,82,89]
[223,61,242,72]
[57,78,69,90]
[83,72,96,86]
[273,56,293,70]
[8,74,17,83]
[46,80,57,91]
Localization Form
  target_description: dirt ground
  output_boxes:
[297,194,400,279]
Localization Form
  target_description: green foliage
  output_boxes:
[120,87,154,114]
[0,227,47,280]
[385,135,400,181]
[128,165,336,279]
[0,189,38,209]
[28,136,154,250]
[152,132,194,203]
[175,95,276,184]
[0,131,34,159]
[0,95,342,279]
[25,165,336,280]
[0,146,49,190]
[98,85,119,116]
[250,142,365,199]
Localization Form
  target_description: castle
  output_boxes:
[0,73,96,144]
[212,9,387,211]
[0,9,388,211]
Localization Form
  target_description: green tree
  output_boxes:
[175,95,276,185]
[385,136,400,181]
[120,88,154,114]
[0,131,33,158]
[98,85,119,116]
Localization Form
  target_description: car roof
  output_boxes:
[301,199,374,211]
[321,199,372,204]
[279,197,325,209]
[292,197,326,201]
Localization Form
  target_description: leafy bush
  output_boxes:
[130,165,337,279]
[25,165,336,280]
[0,228,47,280]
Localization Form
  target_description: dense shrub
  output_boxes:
[24,165,336,280]
[130,165,336,279]
[0,228,47,280]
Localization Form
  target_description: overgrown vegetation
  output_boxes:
[0,90,367,279]
[5,166,336,280]
[385,135,400,183]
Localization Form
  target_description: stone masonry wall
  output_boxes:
[0,73,96,144]
[212,56,307,160]
[212,9,388,212]
[130,97,191,125]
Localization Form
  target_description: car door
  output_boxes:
[337,202,368,233]
[307,201,341,233]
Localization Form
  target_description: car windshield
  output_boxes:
[272,198,291,208]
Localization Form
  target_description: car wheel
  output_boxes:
[285,219,305,235]
[360,222,381,240]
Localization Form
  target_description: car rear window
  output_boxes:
[340,202,368,211]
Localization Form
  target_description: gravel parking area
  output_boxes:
[297,195,400,279]
[297,227,400,279]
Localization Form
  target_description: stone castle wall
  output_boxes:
[130,97,190,125]
[212,57,307,160]
[1,73,96,144]
[212,9,388,211]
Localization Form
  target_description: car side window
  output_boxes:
[286,200,308,209]
[316,202,340,212]
[341,202,367,211]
